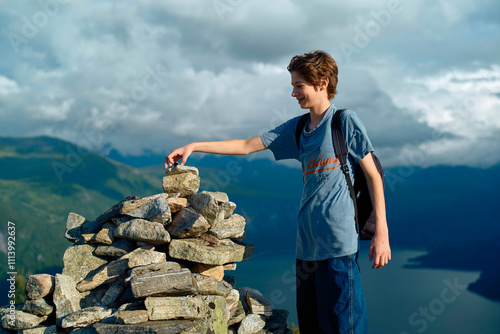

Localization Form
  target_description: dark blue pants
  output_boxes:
[296,253,369,334]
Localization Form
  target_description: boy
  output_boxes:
[165,50,391,333]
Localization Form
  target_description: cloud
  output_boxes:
[0,0,499,167]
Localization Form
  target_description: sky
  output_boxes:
[0,0,499,168]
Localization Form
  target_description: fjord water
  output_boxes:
[233,246,500,333]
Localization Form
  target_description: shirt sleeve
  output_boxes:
[341,110,374,162]
[259,116,301,161]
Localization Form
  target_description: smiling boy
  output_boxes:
[166,50,391,333]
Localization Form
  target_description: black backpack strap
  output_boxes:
[332,109,359,234]
[295,113,309,150]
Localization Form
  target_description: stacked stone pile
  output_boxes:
[0,166,291,334]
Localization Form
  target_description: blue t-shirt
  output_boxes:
[260,105,374,260]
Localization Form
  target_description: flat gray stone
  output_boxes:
[61,306,113,328]
[53,274,82,326]
[94,239,136,257]
[220,201,237,219]
[192,274,232,297]
[95,196,140,224]
[22,298,53,316]
[201,191,229,203]
[65,212,88,242]
[228,301,245,327]
[130,269,197,298]
[166,207,210,238]
[114,219,170,245]
[101,278,128,307]
[18,325,58,333]
[115,310,148,325]
[209,214,246,240]
[162,173,200,197]
[62,244,109,283]
[127,249,166,269]
[93,320,197,334]
[0,310,48,330]
[145,296,206,321]
[169,238,254,265]
[238,314,266,334]
[166,165,199,176]
[187,193,220,226]
[129,261,181,277]
[125,195,171,225]
[246,288,272,316]
[25,274,55,300]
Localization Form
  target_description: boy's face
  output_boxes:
[290,71,328,110]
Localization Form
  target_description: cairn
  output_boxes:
[0,166,291,334]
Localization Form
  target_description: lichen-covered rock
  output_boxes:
[187,193,220,226]
[245,288,272,316]
[93,320,197,333]
[115,310,149,325]
[65,212,88,242]
[166,207,210,238]
[166,165,199,176]
[200,295,229,334]
[22,298,53,316]
[129,261,182,277]
[0,310,48,331]
[237,314,266,334]
[94,239,136,257]
[61,306,113,328]
[145,296,206,321]
[53,274,82,326]
[162,173,200,197]
[169,238,254,265]
[114,219,170,245]
[125,195,171,225]
[25,274,55,300]
[130,269,197,298]
[192,274,232,297]
[62,244,108,283]
[209,214,246,240]
[17,324,58,334]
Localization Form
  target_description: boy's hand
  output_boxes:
[368,231,391,269]
[165,144,194,169]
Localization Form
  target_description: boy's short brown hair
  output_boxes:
[287,50,338,100]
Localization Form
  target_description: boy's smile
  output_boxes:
[290,71,330,113]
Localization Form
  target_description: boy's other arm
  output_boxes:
[165,136,267,168]
[359,152,391,269]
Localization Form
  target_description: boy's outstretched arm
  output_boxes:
[165,136,266,169]
[359,152,392,269]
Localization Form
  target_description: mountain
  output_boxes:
[0,136,162,275]
[1,136,499,302]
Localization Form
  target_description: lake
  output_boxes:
[232,245,500,333]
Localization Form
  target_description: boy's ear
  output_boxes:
[320,76,329,90]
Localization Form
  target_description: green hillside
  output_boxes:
[0,136,162,277]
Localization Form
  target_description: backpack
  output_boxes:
[294,109,384,240]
